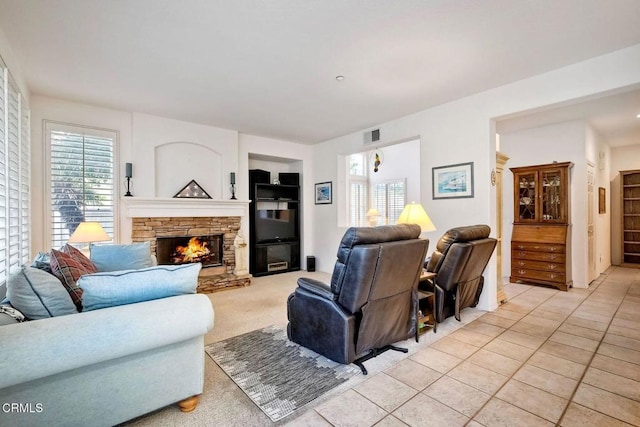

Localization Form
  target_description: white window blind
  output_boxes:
[47,123,116,249]
[0,58,30,285]
[348,153,368,226]
[20,95,30,262]
[350,182,367,226]
[0,66,6,285]
[372,180,406,225]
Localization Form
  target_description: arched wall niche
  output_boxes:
[154,141,223,198]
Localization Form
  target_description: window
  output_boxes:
[372,180,406,225]
[0,58,31,285]
[46,123,117,249]
[347,152,406,226]
[348,153,368,226]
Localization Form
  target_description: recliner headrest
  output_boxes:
[436,224,491,252]
[426,224,492,273]
[337,224,421,259]
[331,223,422,296]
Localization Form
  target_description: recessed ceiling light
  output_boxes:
[637,113,640,118]
[335,75,345,81]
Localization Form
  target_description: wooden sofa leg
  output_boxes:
[178,395,200,412]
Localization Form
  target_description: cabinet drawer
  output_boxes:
[511,268,566,284]
[511,259,565,272]
[512,250,565,263]
[511,241,565,253]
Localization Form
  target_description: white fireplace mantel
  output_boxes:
[124,197,250,218]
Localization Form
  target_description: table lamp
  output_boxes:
[396,201,436,233]
[68,222,111,255]
[366,208,381,227]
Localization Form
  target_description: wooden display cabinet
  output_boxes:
[510,162,573,291]
[621,170,640,267]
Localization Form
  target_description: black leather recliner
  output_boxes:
[422,224,497,323]
[287,224,428,374]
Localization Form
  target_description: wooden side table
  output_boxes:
[416,270,437,341]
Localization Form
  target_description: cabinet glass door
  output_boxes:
[541,169,563,222]
[516,172,537,221]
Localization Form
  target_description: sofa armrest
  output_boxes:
[0,294,214,389]
[296,277,335,300]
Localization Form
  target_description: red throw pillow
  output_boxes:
[62,244,98,274]
[50,248,93,311]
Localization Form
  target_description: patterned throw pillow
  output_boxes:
[50,248,92,310]
[62,244,98,274]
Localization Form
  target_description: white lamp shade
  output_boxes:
[366,208,381,226]
[397,202,436,233]
[68,222,111,243]
[366,208,381,218]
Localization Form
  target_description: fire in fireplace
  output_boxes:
[156,235,223,268]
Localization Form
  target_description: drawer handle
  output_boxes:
[550,247,557,252]
[519,252,526,257]
[518,261,526,266]
[548,264,556,270]
[548,273,557,279]
[534,245,540,249]
[517,245,525,249]
[549,255,557,260]
[518,269,526,275]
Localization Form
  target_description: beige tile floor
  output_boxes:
[292,267,640,427]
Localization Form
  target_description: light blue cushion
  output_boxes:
[6,266,78,319]
[78,263,201,311]
[90,242,152,272]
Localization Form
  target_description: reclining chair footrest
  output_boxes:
[353,344,408,375]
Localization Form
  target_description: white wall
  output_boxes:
[586,125,612,273]
[610,144,640,264]
[0,23,29,101]
[311,44,640,311]
[131,112,238,199]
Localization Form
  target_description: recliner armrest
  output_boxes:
[297,277,336,301]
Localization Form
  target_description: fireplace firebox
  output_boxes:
[156,235,223,268]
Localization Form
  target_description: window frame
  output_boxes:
[44,121,120,249]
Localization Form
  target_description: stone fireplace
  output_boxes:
[126,198,251,293]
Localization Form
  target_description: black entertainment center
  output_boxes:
[249,169,301,276]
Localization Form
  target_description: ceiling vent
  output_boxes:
[363,129,380,145]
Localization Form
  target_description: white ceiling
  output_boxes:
[1,0,640,144]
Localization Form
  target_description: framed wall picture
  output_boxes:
[598,187,606,214]
[432,162,474,199]
[315,182,332,204]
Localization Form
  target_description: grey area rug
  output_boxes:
[205,325,360,422]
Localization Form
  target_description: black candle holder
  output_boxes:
[125,177,133,197]
[230,183,237,200]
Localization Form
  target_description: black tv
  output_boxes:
[255,209,297,242]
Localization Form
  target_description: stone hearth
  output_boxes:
[131,216,251,293]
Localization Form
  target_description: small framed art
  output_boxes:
[315,182,332,204]
[598,187,606,214]
[432,162,474,199]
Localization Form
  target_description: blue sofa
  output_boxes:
[0,293,214,426]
